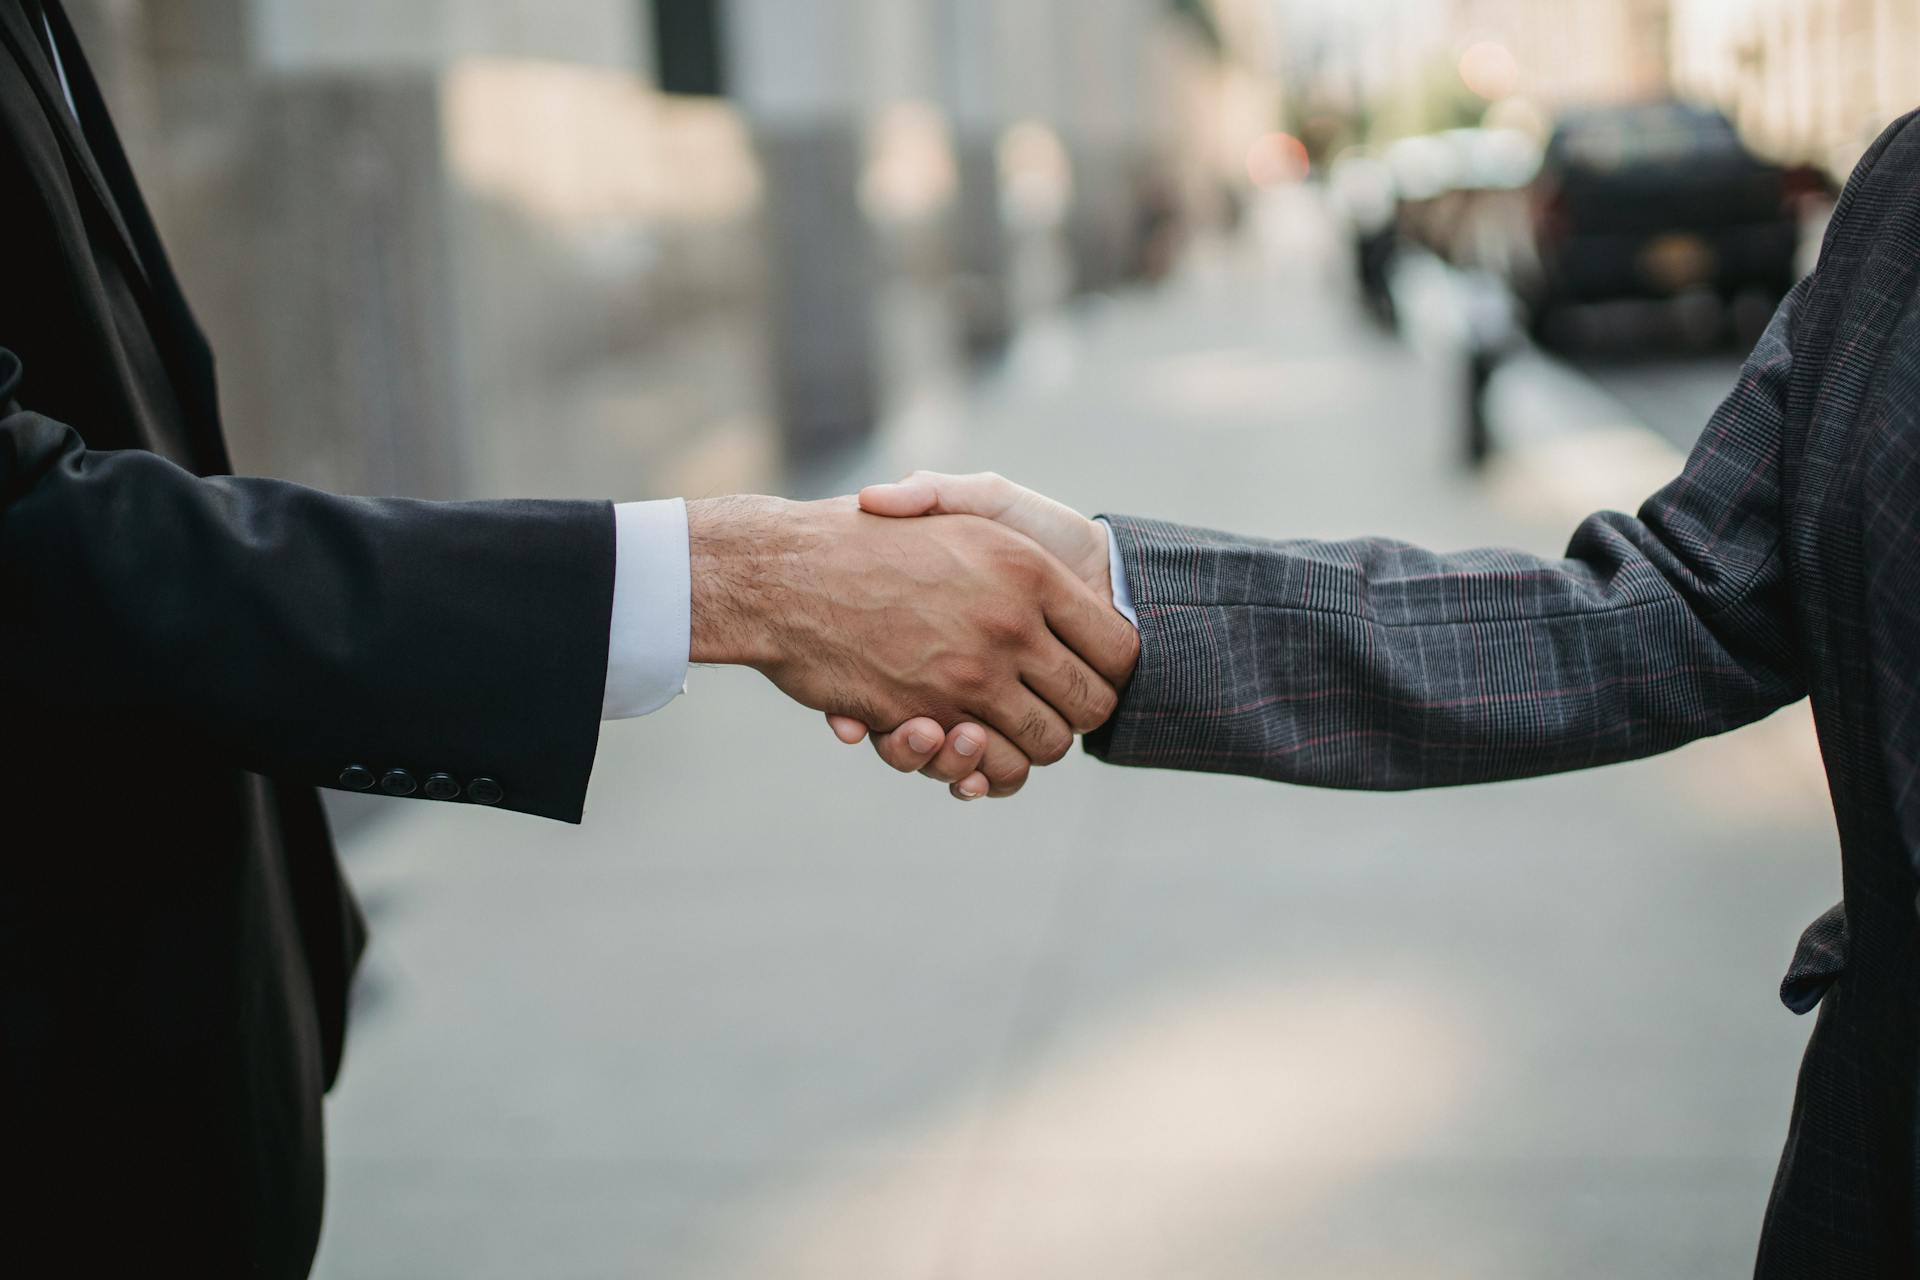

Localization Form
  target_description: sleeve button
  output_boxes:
[339,765,376,791]
[467,777,504,806]
[379,768,418,797]
[423,773,462,801]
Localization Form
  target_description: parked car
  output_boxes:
[1519,101,1827,333]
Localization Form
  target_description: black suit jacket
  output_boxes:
[1089,114,1920,1275]
[0,4,615,1274]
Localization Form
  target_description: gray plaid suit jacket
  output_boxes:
[1088,112,1920,1277]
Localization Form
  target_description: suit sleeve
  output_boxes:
[0,348,615,823]
[1084,275,1810,791]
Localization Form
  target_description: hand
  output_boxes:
[821,473,1125,798]
[861,472,1112,603]
[689,494,1136,794]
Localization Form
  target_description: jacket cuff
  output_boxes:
[1082,514,1186,768]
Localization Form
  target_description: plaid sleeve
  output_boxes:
[1085,278,1811,790]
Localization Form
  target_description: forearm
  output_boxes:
[1085,511,1803,789]
[2,410,614,821]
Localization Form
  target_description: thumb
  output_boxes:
[857,480,940,518]
[825,713,870,745]
[859,472,1108,596]
[860,472,1018,520]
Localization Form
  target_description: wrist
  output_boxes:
[1088,518,1115,607]
[687,494,792,669]
[1095,517,1139,629]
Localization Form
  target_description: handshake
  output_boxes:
[690,471,1130,801]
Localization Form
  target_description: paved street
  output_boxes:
[1568,352,1747,455]
[313,196,1842,1280]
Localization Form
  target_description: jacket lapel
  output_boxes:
[5,1,230,472]
[0,1,150,291]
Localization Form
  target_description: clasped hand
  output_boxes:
[687,473,1123,801]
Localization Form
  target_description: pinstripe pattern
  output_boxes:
[1087,113,1920,1275]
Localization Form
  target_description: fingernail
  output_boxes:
[953,733,980,758]
[960,778,988,798]
[907,729,939,753]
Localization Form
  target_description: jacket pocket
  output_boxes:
[1779,900,1848,1014]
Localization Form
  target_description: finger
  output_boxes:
[869,717,948,773]
[975,726,1032,798]
[924,724,1031,799]
[916,722,988,784]
[979,682,1077,768]
[911,720,992,781]
[952,774,992,801]
[1037,558,1141,688]
[1020,634,1120,735]
[925,725,990,805]
[826,713,870,745]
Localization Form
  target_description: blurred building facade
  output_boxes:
[1275,0,1673,145]
[61,0,1273,506]
[1672,0,1919,177]
[1447,0,1671,108]
[1284,0,1917,180]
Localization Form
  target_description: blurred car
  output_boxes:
[1391,128,1540,276]
[1332,129,1542,329]
[1520,101,1827,330]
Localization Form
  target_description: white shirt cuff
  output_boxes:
[602,498,691,720]
[1099,519,1138,629]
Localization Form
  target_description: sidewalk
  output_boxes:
[313,193,1841,1280]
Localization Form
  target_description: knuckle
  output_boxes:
[1080,681,1119,732]
[987,756,1031,789]
[872,738,916,773]
[1083,630,1133,684]
[1020,711,1072,765]
[1059,661,1094,721]
[981,606,1031,647]
[947,660,992,696]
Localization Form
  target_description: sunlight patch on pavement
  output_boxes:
[1132,350,1379,423]
[694,976,1479,1279]
[1483,423,1684,527]
[1650,701,1832,828]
